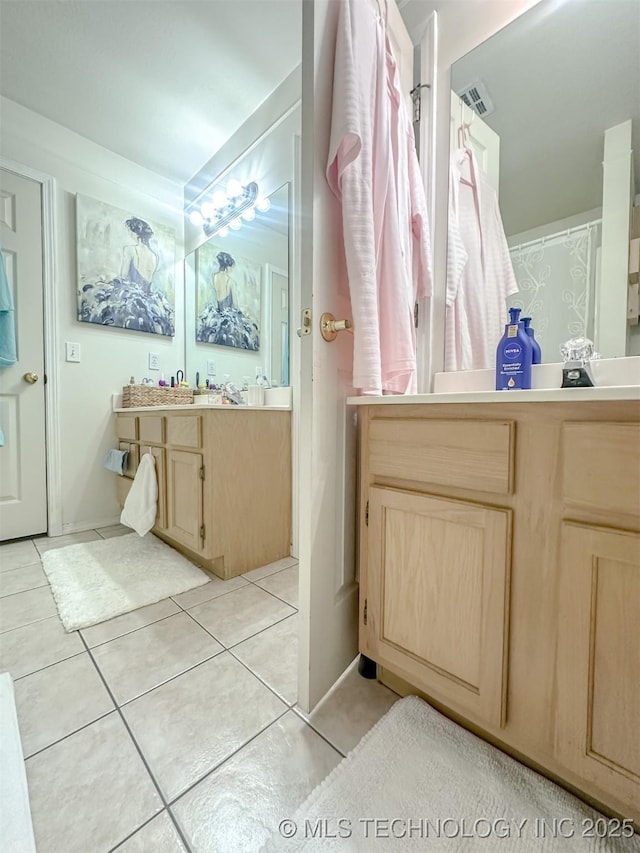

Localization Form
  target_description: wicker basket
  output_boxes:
[122,384,193,408]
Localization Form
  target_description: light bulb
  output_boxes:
[212,190,227,209]
[201,201,214,219]
[229,217,242,231]
[189,211,204,227]
[242,207,256,222]
[216,226,229,238]
[255,196,271,212]
[226,178,243,198]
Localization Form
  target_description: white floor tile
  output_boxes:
[172,574,248,610]
[173,711,341,853]
[232,613,298,704]
[0,539,40,572]
[242,556,298,582]
[114,811,187,852]
[80,597,180,648]
[297,660,398,754]
[0,585,58,634]
[122,652,287,801]
[0,615,84,679]
[254,564,299,607]
[0,562,48,598]
[26,712,162,853]
[97,523,133,539]
[189,584,295,648]
[92,612,223,705]
[14,653,114,756]
[33,530,102,555]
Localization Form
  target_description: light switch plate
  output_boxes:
[148,352,160,370]
[207,360,216,376]
[65,342,81,362]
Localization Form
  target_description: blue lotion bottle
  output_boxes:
[496,307,533,390]
[521,317,542,364]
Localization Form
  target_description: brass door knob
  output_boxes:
[320,312,353,342]
[23,372,39,384]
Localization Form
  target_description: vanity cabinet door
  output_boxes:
[140,445,166,530]
[555,522,640,816]
[363,486,512,729]
[165,450,204,553]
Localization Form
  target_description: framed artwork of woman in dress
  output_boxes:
[195,243,261,351]
[76,195,176,336]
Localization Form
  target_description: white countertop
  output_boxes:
[114,403,291,413]
[346,386,640,406]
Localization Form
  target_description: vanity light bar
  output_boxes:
[189,181,260,237]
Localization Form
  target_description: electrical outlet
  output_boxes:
[207,360,216,376]
[65,342,81,362]
[148,352,160,370]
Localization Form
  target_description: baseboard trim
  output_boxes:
[61,517,122,535]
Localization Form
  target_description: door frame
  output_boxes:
[0,156,62,537]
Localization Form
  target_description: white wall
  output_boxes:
[1,97,184,532]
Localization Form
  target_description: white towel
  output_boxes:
[120,452,158,536]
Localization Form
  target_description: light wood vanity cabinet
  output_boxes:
[358,400,640,823]
[115,408,291,579]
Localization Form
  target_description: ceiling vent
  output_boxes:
[457,81,494,118]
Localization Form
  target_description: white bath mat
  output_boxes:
[41,534,209,632]
[263,696,640,851]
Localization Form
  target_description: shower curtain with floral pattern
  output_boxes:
[507,222,600,363]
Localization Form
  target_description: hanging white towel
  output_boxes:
[120,452,157,537]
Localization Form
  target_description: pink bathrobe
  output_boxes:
[327,0,432,395]
[446,148,519,371]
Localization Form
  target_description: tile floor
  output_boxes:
[0,527,399,853]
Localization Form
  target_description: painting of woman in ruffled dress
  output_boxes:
[196,245,261,351]
[76,195,176,336]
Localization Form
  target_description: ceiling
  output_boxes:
[0,0,302,185]
[1,0,637,235]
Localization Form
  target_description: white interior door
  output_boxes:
[450,90,500,192]
[0,168,47,540]
[297,0,416,712]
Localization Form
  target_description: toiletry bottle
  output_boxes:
[496,307,533,390]
[521,317,542,364]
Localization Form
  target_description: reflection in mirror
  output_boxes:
[185,183,289,389]
[446,0,640,369]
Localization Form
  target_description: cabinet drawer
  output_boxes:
[166,415,202,448]
[118,442,139,479]
[139,415,165,445]
[116,416,138,441]
[562,422,640,520]
[368,418,514,495]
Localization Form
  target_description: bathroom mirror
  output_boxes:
[445,0,640,369]
[185,182,290,389]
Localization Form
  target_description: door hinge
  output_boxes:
[199,465,205,481]
[410,82,430,123]
[365,500,369,526]
[363,599,368,626]
[414,301,419,329]
[200,524,205,541]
